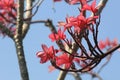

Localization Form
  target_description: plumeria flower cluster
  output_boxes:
[0,0,16,35]
[49,28,66,42]
[58,0,98,33]
[37,0,119,72]
[99,38,118,50]
[37,44,75,69]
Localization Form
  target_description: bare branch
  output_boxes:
[22,0,33,39]
[24,0,45,21]
[32,0,44,16]
[24,0,40,12]
[101,44,120,59]
[98,54,112,73]
[57,70,68,80]
[90,72,103,80]
[14,0,29,80]
[30,20,47,24]
[14,0,24,39]
[96,0,108,15]
[69,72,82,80]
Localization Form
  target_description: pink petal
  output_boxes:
[36,51,44,57]
[42,44,48,53]
[91,0,96,10]
[98,40,106,49]
[82,4,91,11]
[48,66,55,72]
[58,21,66,27]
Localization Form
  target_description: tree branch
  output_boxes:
[96,0,108,15]
[14,0,29,80]
[15,0,24,37]
[14,38,29,80]
[30,20,47,24]
[44,19,68,80]
[22,0,33,39]
[90,72,103,80]
[24,0,44,22]
[69,72,82,80]
[98,54,111,73]
[101,44,120,59]
[57,70,68,80]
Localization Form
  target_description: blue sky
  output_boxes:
[0,0,120,80]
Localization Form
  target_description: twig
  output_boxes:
[90,72,103,80]
[101,44,120,59]
[24,0,41,12]
[30,20,47,24]
[24,0,45,21]
[69,72,82,80]
[98,54,111,73]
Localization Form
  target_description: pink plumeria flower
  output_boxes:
[37,44,57,63]
[82,0,98,14]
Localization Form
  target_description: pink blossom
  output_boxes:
[49,33,59,42]
[98,40,106,49]
[49,28,66,42]
[37,44,56,63]
[56,53,73,69]
[98,38,118,50]
[82,0,98,14]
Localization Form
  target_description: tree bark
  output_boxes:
[14,0,29,80]
[14,38,29,80]
[22,0,33,39]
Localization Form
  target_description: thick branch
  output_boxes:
[15,0,24,37]
[96,0,108,15]
[22,0,33,39]
[14,0,29,80]
[57,70,68,80]
[24,0,44,21]
[14,39,29,80]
